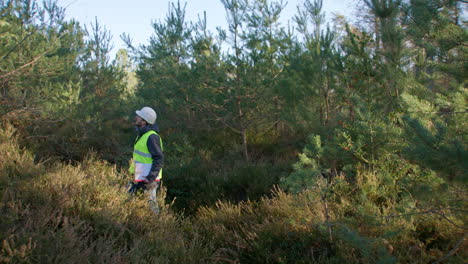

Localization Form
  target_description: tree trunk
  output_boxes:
[275,97,280,135]
[324,74,331,125]
[233,17,249,162]
[374,16,380,51]
[237,97,249,161]
[324,93,329,125]
[241,127,249,161]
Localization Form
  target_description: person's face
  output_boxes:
[134,115,146,128]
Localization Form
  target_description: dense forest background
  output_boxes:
[1,0,466,263]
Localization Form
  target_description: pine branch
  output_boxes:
[383,207,468,230]
[432,233,466,264]
[0,31,36,62]
[0,0,70,63]
[407,111,468,115]
[433,211,468,230]
[0,33,65,80]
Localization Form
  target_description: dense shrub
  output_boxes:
[1,125,466,263]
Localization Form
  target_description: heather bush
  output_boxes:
[2,123,466,263]
[0,125,212,263]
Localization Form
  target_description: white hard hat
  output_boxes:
[136,107,157,124]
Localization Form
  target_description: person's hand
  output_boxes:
[127,181,146,194]
[144,174,159,190]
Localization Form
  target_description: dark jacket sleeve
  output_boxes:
[146,134,164,180]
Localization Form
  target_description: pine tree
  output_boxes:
[363,0,406,110]
[115,48,138,97]
[77,18,126,124]
[135,1,194,130]
[398,0,467,181]
[244,0,288,135]
[290,0,343,127]
[0,0,83,125]
[219,0,251,160]
[401,86,467,182]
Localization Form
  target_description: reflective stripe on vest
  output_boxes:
[129,130,163,181]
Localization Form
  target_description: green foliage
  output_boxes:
[401,87,467,181]
[402,0,467,82]
[0,0,466,263]
[1,115,466,264]
[0,0,132,163]
[281,134,327,192]
[0,0,83,120]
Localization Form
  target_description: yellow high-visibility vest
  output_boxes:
[129,130,163,181]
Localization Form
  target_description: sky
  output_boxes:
[57,0,356,56]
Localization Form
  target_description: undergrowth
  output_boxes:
[1,125,466,263]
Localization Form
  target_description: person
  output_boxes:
[127,106,164,214]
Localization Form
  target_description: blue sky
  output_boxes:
[57,0,355,56]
